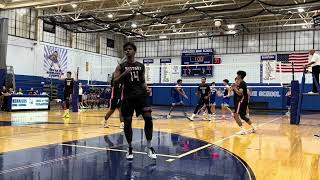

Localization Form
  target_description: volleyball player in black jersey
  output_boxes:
[63,71,74,118]
[188,77,212,121]
[103,73,124,129]
[231,71,256,135]
[114,42,156,160]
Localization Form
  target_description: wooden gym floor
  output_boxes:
[0,107,319,180]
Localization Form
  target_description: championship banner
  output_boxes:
[260,55,276,83]
[43,45,68,78]
[160,58,171,83]
[143,59,154,83]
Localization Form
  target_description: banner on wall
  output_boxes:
[160,58,171,83]
[43,45,68,78]
[261,55,276,82]
[143,59,154,83]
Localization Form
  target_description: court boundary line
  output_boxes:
[59,144,178,158]
[0,150,101,175]
[170,115,286,161]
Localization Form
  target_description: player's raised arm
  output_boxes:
[113,64,130,83]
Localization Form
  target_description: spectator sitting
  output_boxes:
[28,88,36,95]
[16,88,23,95]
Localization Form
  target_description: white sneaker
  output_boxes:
[188,116,194,121]
[308,91,316,94]
[236,129,247,135]
[166,114,171,119]
[203,112,207,116]
[202,115,208,120]
[146,147,157,159]
[126,147,133,160]
[120,122,124,129]
[208,114,212,121]
[250,126,257,133]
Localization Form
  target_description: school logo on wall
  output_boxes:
[43,45,68,78]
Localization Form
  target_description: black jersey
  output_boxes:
[119,61,147,99]
[236,81,248,103]
[198,83,210,98]
[64,78,74,94]
[111,74,123,99]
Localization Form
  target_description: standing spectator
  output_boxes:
[304,49,320,93]
[1,86,7,111]
[78,83,84,109]
[28,88,36,95]
[1,87,12,111]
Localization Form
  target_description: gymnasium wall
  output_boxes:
[136,54,314,85]
[7,36,119,82]
[134,30,320,84]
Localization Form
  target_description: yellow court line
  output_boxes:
[171,115,286,160]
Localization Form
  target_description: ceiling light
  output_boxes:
[159,35,167,39]
[173,29,177,33]
[176,19,181,24]
[214,20,222,27]
[71,3,77,8]
[302,25,307,29]
[107,13,113,19]
[298,8,305,13]
[227,24,236,29]
[132,0,138,2]
[131,23,137,28]
[227,30,236,34]
[198,32,205,36]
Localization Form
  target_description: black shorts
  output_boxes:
[110,98,122,110]
[121,97,151,117]
[64,93,72,101]
[235,100,248,116]
[198,97,209,106]
[78,95,83,102]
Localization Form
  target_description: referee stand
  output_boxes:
[292,69,320,125]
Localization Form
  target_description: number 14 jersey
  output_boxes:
[119,61,147,99]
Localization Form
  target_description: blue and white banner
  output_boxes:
[160,58,171,63]
[261,55,276,61]
[143,59,154,83]
[143,59,154,64]
[43,45,68,78]
[160,58,172,83]
[260,54,277,83]
[11,96,49,110]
